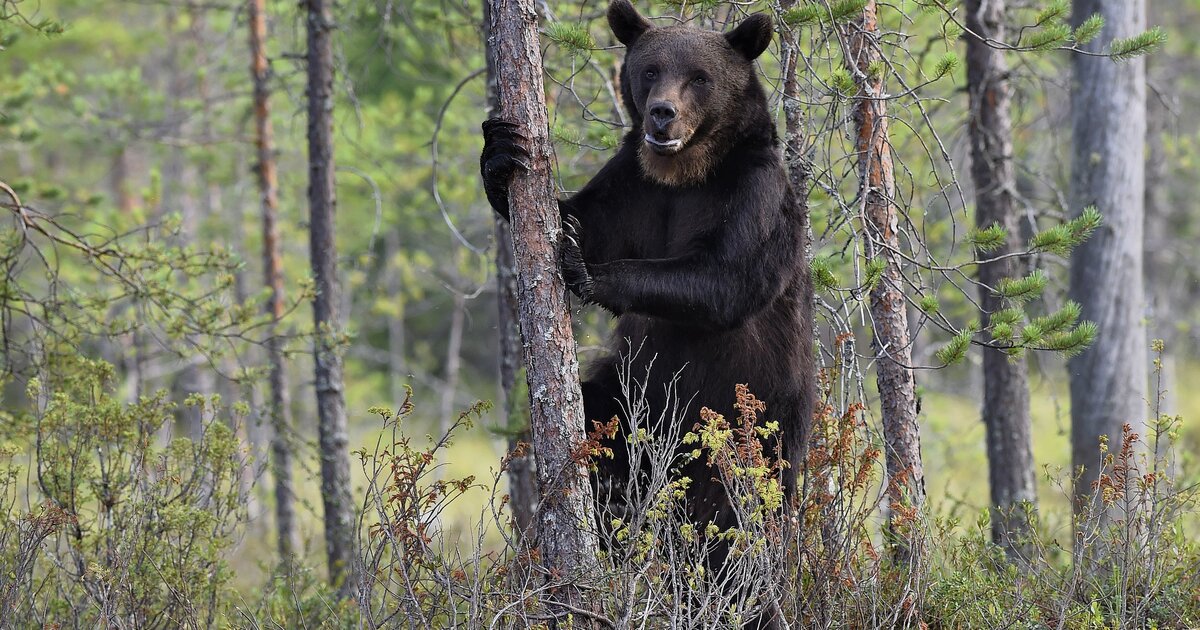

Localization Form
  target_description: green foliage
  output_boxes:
[919,293,940,314]
[830,0,871,23]
[1034,0,1069,26]
[829,68,858,96]
[1039,320,1097,356]
[1025,22,1072,51]
[811,256,839,292]
[1,356,246,627]
[968,223,1007,253]
[781,5,823,27]
[864,257,887,289]
[782,0,869,27]
[1110,26,1168,61]
[1030,300,1081,336]
[933,52,959,79]
[1073,14,1105,45]
[546,22,595,57]
[996,269,1048,303]
[936,322,978,366]
[1031,206,1102,255]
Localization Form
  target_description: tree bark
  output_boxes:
[964,0,1037,557]
[483,0,536,541]
[842,1,925,562]
[249,0,299,563]
[304,0,357,595]
[1068,0,1148,512]
[485,0,599,621]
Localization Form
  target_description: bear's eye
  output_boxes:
[644,70,657,81]
[692,76,708,86]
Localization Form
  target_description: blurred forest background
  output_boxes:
[2,0,1199,627]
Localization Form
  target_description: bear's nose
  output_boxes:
[648,101,677,130]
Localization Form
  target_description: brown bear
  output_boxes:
[482,0,814,620]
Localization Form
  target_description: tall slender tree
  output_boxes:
[964,0,1037,555]
[483,0,536,540]
[1068,0,1148,511]
[304,0,357,594]
[248,0,298,562]
[485,0,599,621]
[842,0,925,562]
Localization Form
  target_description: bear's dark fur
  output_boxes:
[482,0,814,549]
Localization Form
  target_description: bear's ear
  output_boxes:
[724,13,773,60]
[609,0,652,48]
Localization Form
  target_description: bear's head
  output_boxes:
[608,0,774,186]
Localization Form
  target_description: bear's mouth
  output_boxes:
[644,134,684,156]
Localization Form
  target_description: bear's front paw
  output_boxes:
[560,215,595,304]
[480,119,530,219]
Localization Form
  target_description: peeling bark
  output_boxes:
[842,1,925,563]
[248,0,299,563]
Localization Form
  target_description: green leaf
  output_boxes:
[1041,321,1098,357]
[1026,22,1072,51]
[831,0,871,23]
[969,223,1007,253]
[545,22,595,58]
[830,68,857,96]
[1034,1,1069,26]
[1031,301,1081,335]
[782,5,823,27]
[936,325,977,366]
[919,294,940,314]
[1110,27,1166,61]
[996,270,1047,303]
[990,307,1024,327]
[1073,14,1105,45]
[864,258,886,289]
[811,257,839,293]
[933,52,959,79]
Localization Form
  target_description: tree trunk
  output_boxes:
[964,0,1037,557]
[485,0,599,622]
[249,0,299,564]
[384,230,407,405]
[438,292,467,444]
[842,1,925,563]
[1068,0,1147,512]
[484,0,536,540]
[1143,11,1174,413]
[304,0,357,595]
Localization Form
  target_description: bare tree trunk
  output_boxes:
[842,1,925,563]
[1068,0,1147,512]
[438,292,467,442]
[964,0,1037,557]
[486,0,599,622]
[162,6,212,441]
[1143,12,1174,412]
[484,0,536,540]
[384,231,407,405]
[304,0,357,595]
[249,0,299,564]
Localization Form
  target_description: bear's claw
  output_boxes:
[560,215,595,304]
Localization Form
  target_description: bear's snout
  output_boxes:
[648,101,677,131]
